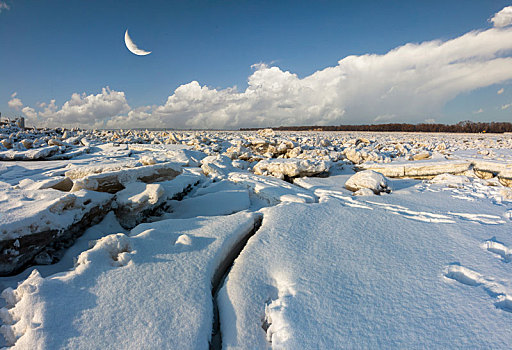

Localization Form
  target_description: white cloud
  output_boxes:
[15,26,512,129]
[0,1,9,13]
[8,93,23,110]
[490,6,512,27]
[37,87,131,128]
[126,26,512,129]
[21,106,37,120]
[473,108,484,114]
[502,103,511,110]
[497,88,504,94]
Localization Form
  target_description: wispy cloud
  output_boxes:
[473,108,484,114]
[490,6,512,27]
[501,103,511,110]
[497,88,504,94]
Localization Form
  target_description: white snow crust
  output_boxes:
[1,129,512,349]
[219,197,512,348]
[0,212,259,349]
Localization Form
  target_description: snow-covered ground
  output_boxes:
[1,126,511,348]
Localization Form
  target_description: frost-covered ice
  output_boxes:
[1,128,512,348]
[344,169,390,194]
[0,212,259,349]
[253,158,329,179]
[219,190,512,348]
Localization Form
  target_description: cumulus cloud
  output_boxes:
[36,87,131,128]
[8,92,23,110]
[15,25,512,129]
[0,1,9,13]
[21,107,37,120]
[120,26,512,129]
[490,6,512,27]
[497,88,504,94]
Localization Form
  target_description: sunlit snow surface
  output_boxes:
[0,129,512,348]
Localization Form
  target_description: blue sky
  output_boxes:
[1,0,512,129]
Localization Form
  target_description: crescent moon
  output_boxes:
[124,29,151,56]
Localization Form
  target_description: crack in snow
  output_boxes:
[210,214,263,350]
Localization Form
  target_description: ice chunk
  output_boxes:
[69,161,182,193]
[498,169,512,188]
[201,155,238,180]
[228,172,316,205]
[165,189,250,219]
[0,188,112,275]
[360,159,472,178]
[253,158,329,179]
[345,170,390,194]
[115,182,165,228]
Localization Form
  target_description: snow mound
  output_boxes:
[228,172,316,205]
[429,174,471,188]
[345,170,390,194]
[201,155,239,180]
[0,212,260,349]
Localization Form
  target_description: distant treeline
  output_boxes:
[241,121,512,133]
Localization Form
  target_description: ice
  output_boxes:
[360,159,472,178]
[498,169,512,187]
[0,188,112,274]
[1,129,512,348]
[0,146,60,161]
[69,161,182,193]
[228,172,316,205]
[114,182,165,228]
[0,212,260,349]
[219,197,512,349]
[163,189,250,219]
[345,169,390,194]
[252,158,329,179]
[200,155,239,180]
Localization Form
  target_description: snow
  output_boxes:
[228,172,317,205]
[0,189,112,240]
[163,189,250,219]
[253,158,329,179]
[116,182,164,208]
[0,212,259,349]
[1,130,512,348]
[69,161,182,193]
[219,194,512,348]
[344,169,390,194]
[360,159,472,178]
